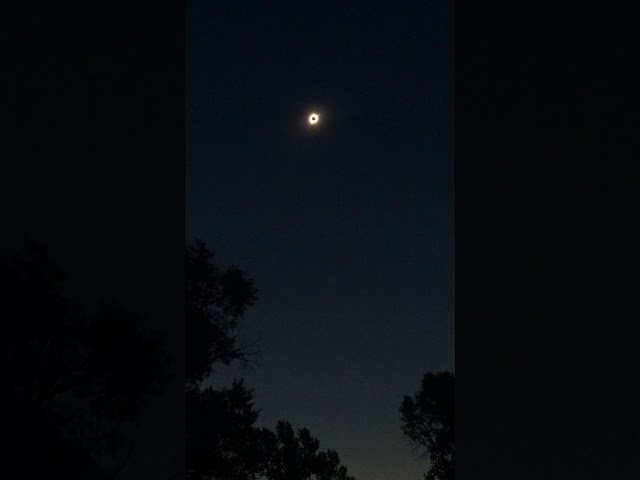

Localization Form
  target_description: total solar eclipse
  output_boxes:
[308,113,319,125]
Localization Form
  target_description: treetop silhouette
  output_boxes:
[185,239,356,480]
[186,239,259,386]
[400,371,455,480]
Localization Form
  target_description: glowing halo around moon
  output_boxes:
[308,113,319,125]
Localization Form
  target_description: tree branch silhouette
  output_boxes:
[400,371,455,480]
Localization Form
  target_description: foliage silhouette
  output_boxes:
[187,380,266,480]
[1,238,172,478]
[185,240,355,480]
[186,239,263,480]
[259,421,357,480]
[400,371,455,480]
[186,239,259,386]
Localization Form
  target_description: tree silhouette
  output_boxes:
[186,239,259,386]
[186,239,263,480]
[400,371,455,480]
[187,380,266,480]
[185,240,356,480]
[259,421,356,480]
[1,237,172,477]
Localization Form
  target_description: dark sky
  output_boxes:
[186,2,454,479]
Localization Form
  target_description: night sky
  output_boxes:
[186,2,454,479]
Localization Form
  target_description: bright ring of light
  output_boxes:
[309,113,319,124]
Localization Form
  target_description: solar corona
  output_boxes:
[308,113,319,125]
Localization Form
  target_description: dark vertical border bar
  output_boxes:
[457,2,638,478]
[4,1,185,478]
